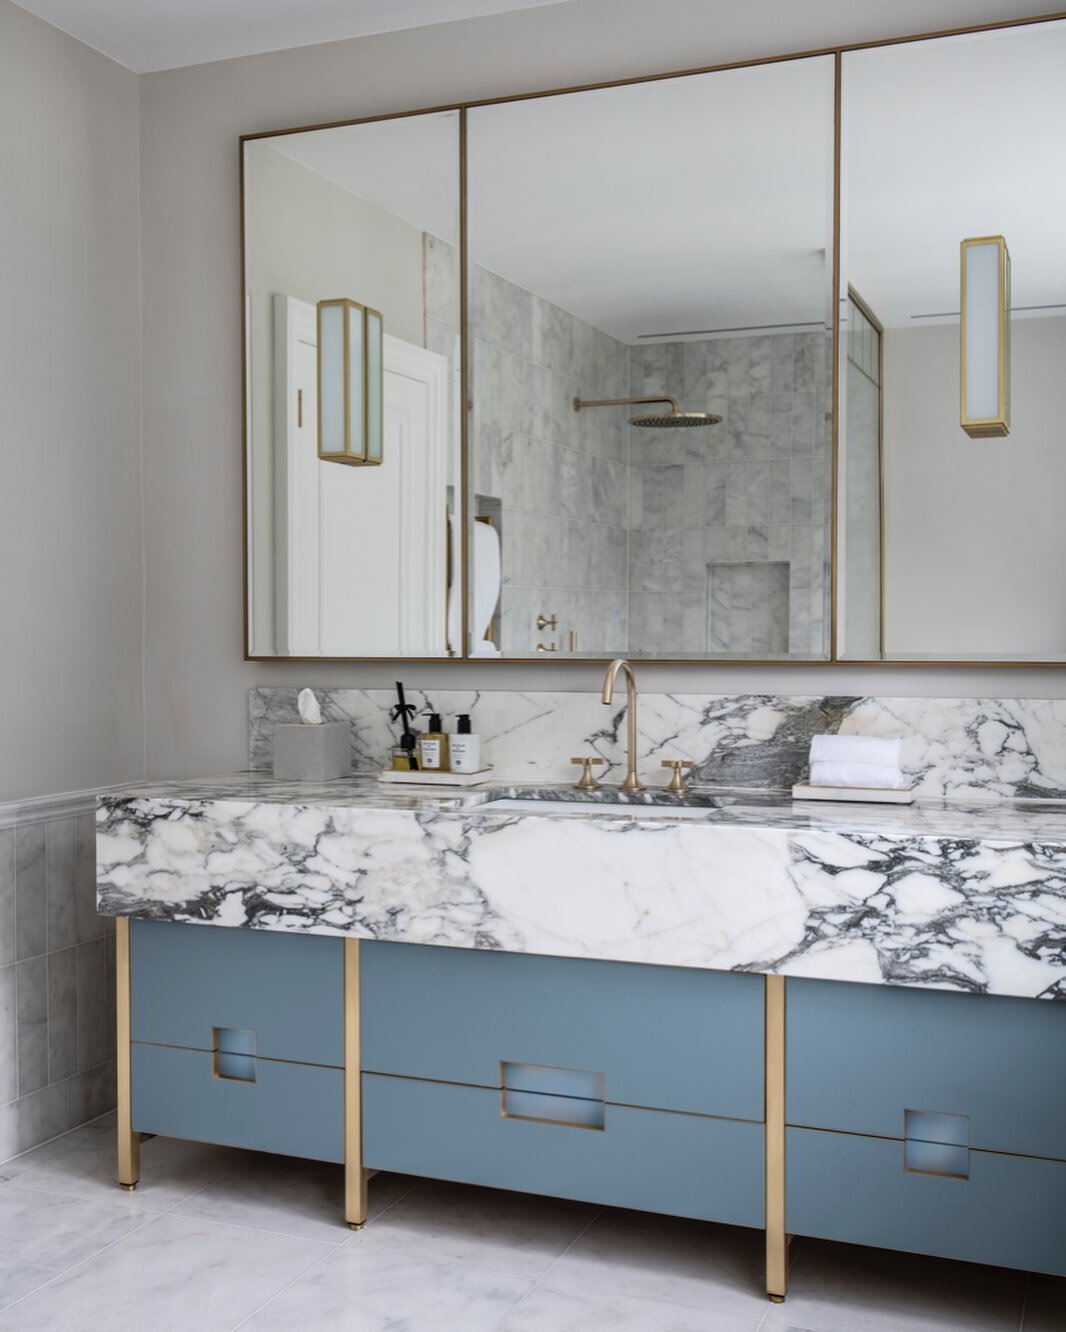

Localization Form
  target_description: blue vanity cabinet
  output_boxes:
[360,941,766,1228]
[785,978,1066,1277]
[128,920,345,1162]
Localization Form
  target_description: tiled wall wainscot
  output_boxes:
[0,794,115,1163]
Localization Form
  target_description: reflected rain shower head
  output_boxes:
[573,396,721,428]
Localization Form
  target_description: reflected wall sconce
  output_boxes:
[317,298,384,464]
[960,236,1010,438]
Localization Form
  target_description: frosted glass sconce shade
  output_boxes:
[317,298,384,465]
[960,236,1010,438]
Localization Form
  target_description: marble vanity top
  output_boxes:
[96,774,1066,1002]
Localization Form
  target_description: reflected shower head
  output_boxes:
[573,396,721,428]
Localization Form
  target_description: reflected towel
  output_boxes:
[809,761,907,789]
[471,519,502,657]
[809,735,903,768]
[446,513,462,654]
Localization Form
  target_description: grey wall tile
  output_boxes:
[0,964,15,1105]
[48,947,78,1085]
[75,813,104,944]
[0,829,14,968]
[46,819,76,953]
[76,940,108,1073]
[16,956,47,1097]
[14,1082,67,1157]
[15,824,45,960]
[104,924,116,1063]
[66,1059,116,1129]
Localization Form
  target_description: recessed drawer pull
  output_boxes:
[501,1061,605,1130]
[213,1026,256,1083]
[904,1109,969,1180]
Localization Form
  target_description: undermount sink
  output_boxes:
[477,797,721,820]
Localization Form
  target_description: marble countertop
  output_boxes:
[96,774,1066,1001]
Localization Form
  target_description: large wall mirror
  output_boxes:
[241,15,1066,665]
[838,19,1066,661]
[467,57,835,659]
[243,111,461,658]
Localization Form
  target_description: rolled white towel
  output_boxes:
[809,761,907,790]
[809,735,903,768]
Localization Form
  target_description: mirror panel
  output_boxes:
[243,111,461,657]
[467,57,836,659]
[839,20,1066,660]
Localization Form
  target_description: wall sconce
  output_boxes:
[960,236,1010,438]
[317,298,384,465]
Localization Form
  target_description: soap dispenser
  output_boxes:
[449,715,482,774]
[419,713,450,772]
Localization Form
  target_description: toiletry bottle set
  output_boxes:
[389,684,483,774]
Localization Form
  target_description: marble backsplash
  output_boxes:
[249,688,1066,801]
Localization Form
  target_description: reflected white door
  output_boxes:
[275,295,449,656]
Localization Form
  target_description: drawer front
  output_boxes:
[363,1072,764,1228]
[787,978,1066,1160]
[132,1043,344,1163]
[362,942,763,1120]
[787,1126,1066,1278]
[131,920,344,1067]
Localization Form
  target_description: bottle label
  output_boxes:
[421,738,442,769]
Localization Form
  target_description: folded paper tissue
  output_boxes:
[273,688,350,781]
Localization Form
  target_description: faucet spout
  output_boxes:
[601,658,644,792]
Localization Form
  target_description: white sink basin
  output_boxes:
[477,798,716,820]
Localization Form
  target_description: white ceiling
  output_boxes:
[11,0,572,73]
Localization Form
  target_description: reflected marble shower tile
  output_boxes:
[685,340,728,399]
[645,465,685,529]
[532,297,575,374]
[746,461,770,527]
[748,337,771,393]
[725,463,748,528]
[726,338,752,396]
[682,589,707,653]
[794,331,824,391]
[423,235,456,326]
[769,393,793,459]
[747,526,768,562]
[630,344,666,397]
[770,334,795,393]
[704,463,727,527]
[767,525,791,562]
[790,457,813,523]
[790,392,815,454]
[768,459,791,524]
[472,266,532,360]
[790,524,814,589]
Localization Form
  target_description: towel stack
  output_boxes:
[808,735,905,789]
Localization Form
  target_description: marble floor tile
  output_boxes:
[356,1178,599,1280]
[1022,1274,1066,1330]
[542,1208,768,1317]
[0,1211,335,1331]
[241,1243,530,1331]
[172,1154,415,1242]
[14,1125,241,1212]
[498,1282,767,1330]
[762,1239,1027,1331]
[0,1180,151,1310]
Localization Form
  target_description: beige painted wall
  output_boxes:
[0,1,142,801]
[883,317,1066,659]
[137,0,1065,780]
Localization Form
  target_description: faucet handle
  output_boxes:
[571,756,606,791]
[661,759,694,794]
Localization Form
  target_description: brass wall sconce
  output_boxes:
[960,236,1011,438]
[317,298,384,464]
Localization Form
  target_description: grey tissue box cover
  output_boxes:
[273,722,350,781]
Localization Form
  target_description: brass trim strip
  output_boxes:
[115,918,141,1189]
[828,51,842,664]
[344,939,367,1227]
[458,107,470,659]
[765,975,787,1302]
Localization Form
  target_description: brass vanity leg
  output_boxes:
[344,939,368,1229]
[765,975,787,1302]
[115,918,141,1189]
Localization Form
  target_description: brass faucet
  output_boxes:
[601,658,644,792]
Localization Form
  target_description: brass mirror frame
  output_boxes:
[240,8,1066,667]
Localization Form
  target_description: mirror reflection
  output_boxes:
[243,111,461,657]
[840,21,1066,660]
[467,57,835,659]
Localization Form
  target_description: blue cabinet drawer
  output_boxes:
[361,942,763,1120]
[362,1072,764,1227]
[130,920,344,1067]
[787,978,1066,1161]
[787,1126,1066,1278]
[132,1043,344,1163]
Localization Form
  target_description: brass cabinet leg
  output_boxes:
[765,974,787,1301]
[344,939,367,1229]
[115,918,141,1189]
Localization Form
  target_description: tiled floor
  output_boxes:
[0,1115,1062,1330]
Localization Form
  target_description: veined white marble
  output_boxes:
[249,689,1066,800]
[97,776,1066,1001]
